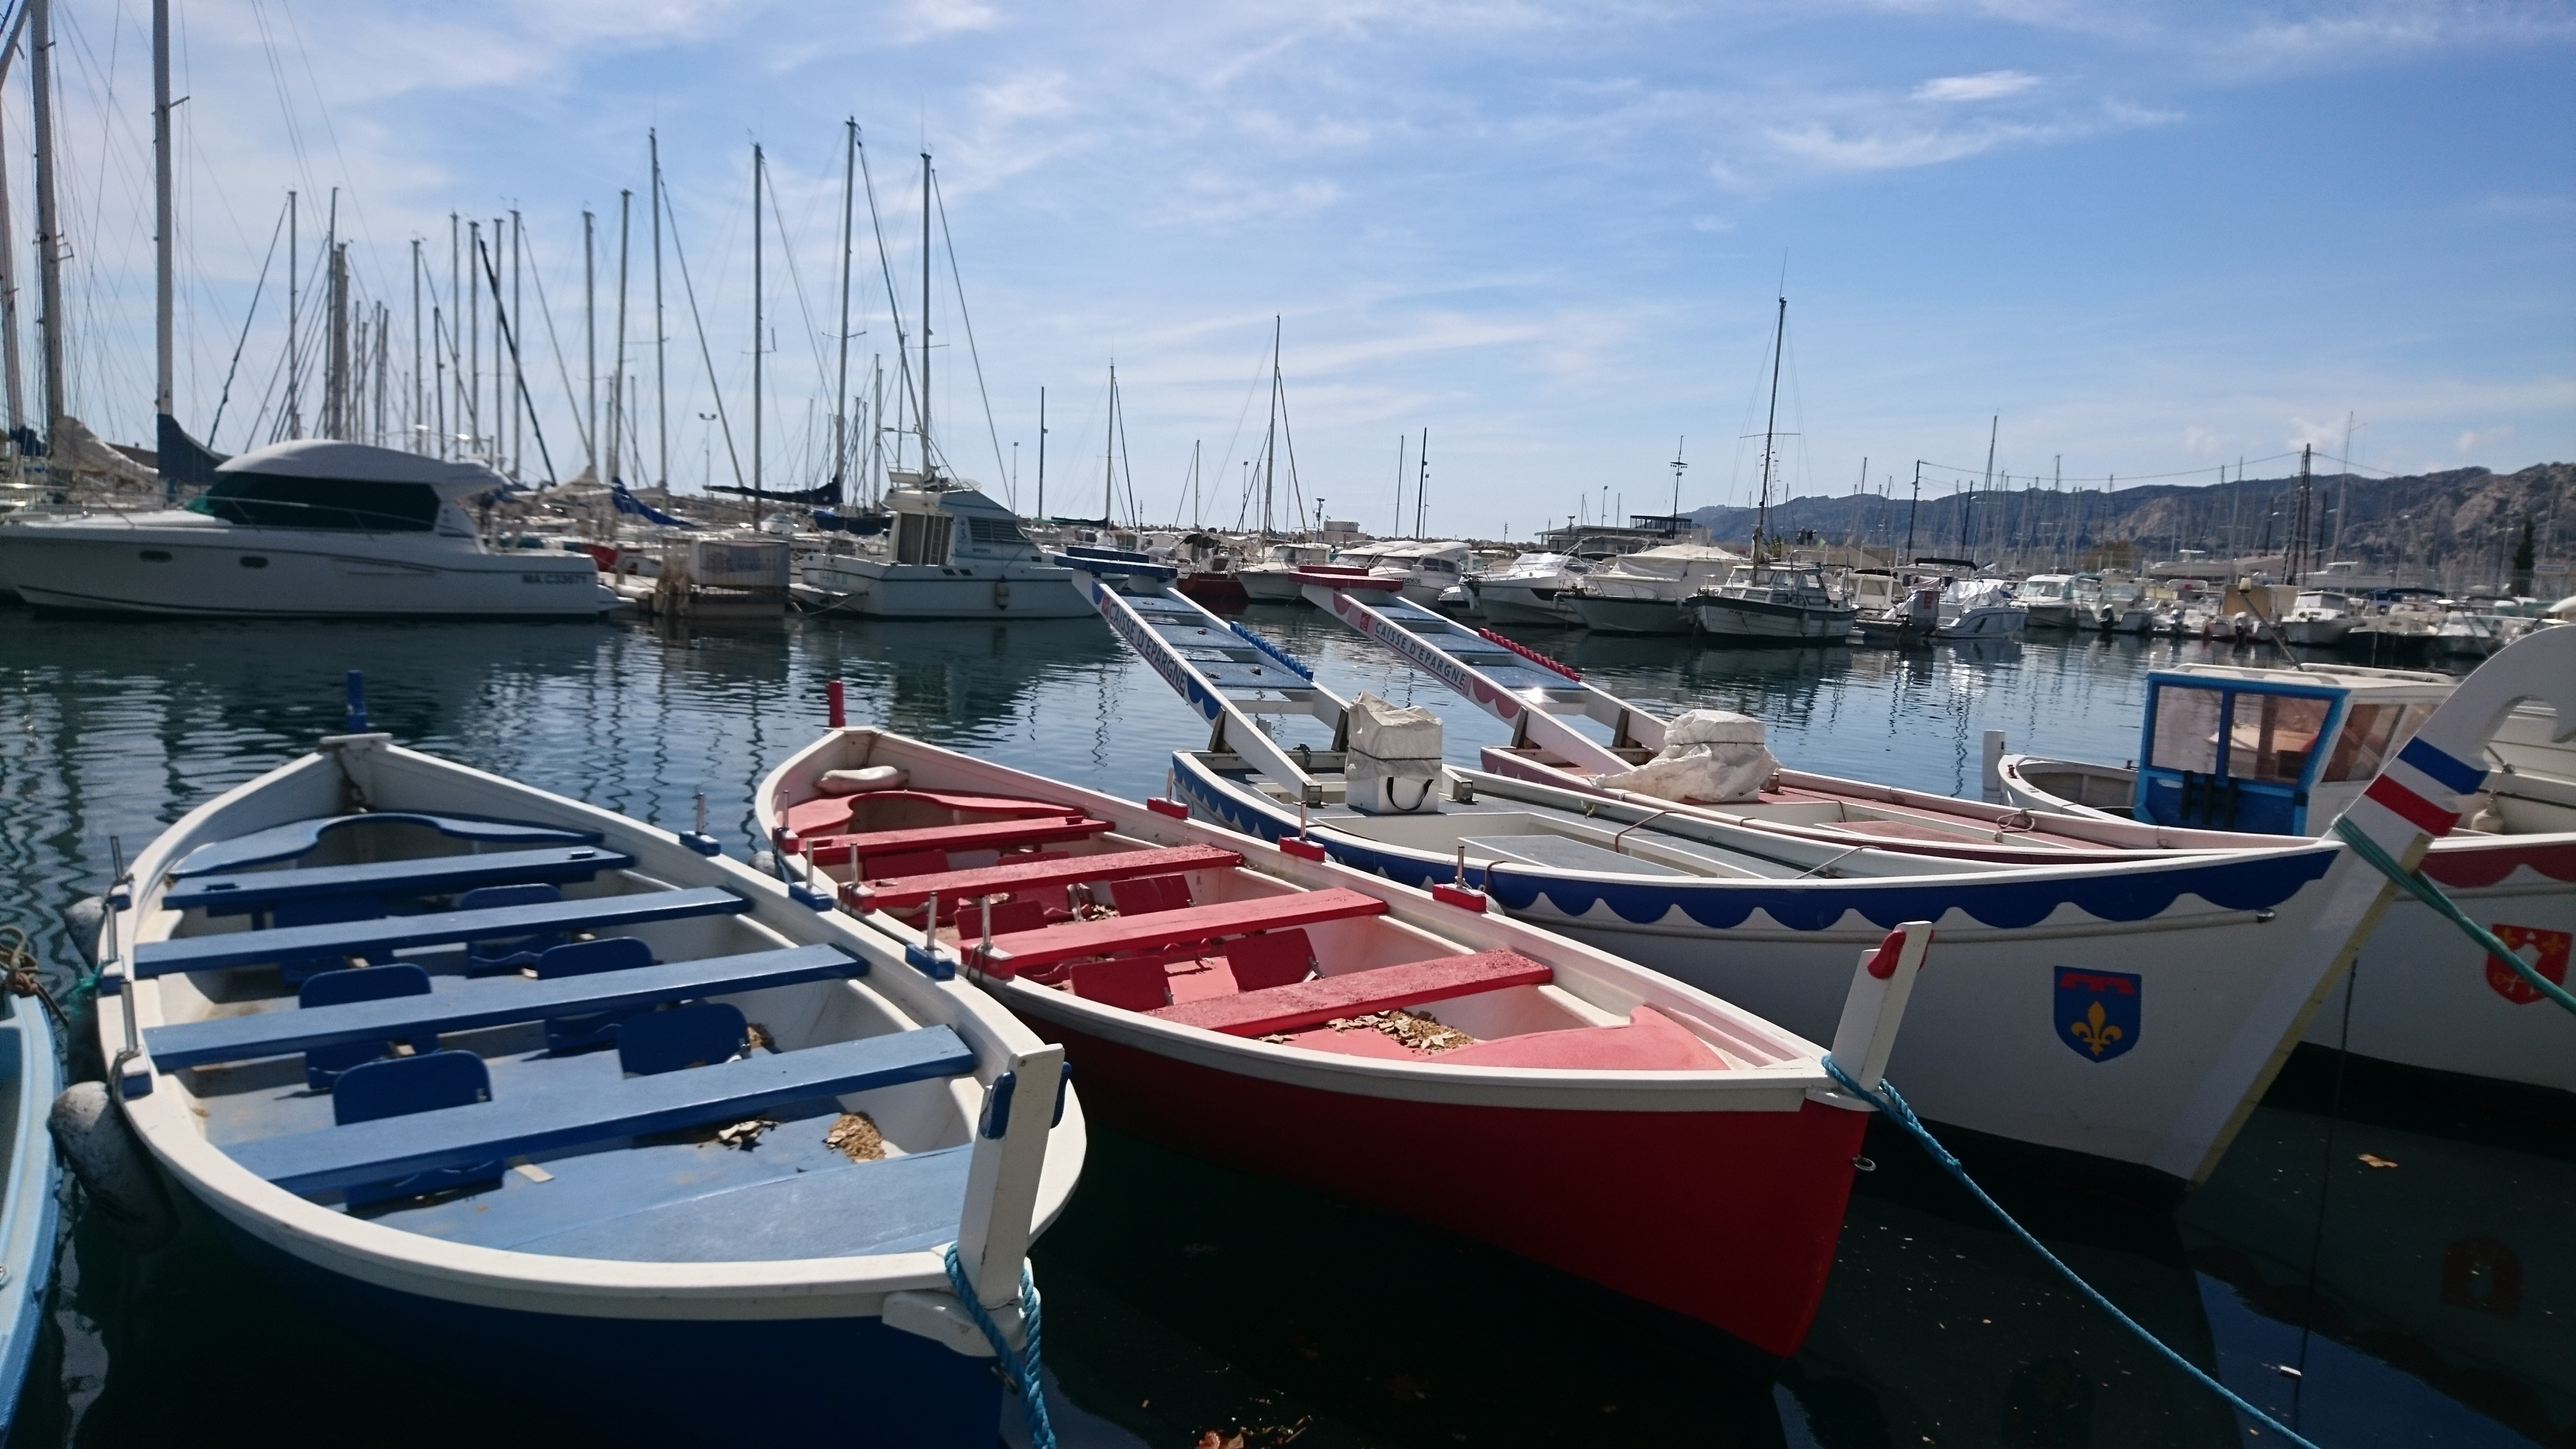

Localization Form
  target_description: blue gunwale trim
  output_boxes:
[1170,751,2336,934]
[168,812,603,878]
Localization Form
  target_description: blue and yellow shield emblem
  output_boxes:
[2055,969,2140,1061]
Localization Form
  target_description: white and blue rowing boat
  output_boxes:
[0,966,59,1434]
[91,717,1083,1446]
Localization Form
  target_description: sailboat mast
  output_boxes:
[1754,294,1786,564]
[1103,364,1116,528]
[833,119,855,498]
[1261,317,1279,537]
[610,191,629,486]
[152,0,173,433]
[651,131,668,488]
[1035,386,1045,521]
[410,239,421,453]
[918,153,932,478]
[30,0,62,445]
[583,211,596,475]
[1415,427,1428,538]
[750,146,763,511]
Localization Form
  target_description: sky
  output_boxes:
[21,0,2576,539]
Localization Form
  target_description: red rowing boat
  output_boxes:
[757,723,1927,1360]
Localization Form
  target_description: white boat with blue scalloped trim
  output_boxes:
[95,727,1083,1446]
[1082,577,2576,1197]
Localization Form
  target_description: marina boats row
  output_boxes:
[1085,569,2576,1189]
[83,680,1931,1440]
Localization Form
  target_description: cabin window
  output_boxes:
[138,549,172,562]
[2322,700,2436,783]
[892,511,955,565]
[966,516,1027,548]
[186,471,441,531]
[2149,685,2224,773]
[238,555,270,569]
[2226,693,2328,784]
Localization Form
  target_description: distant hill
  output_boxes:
[1684,462,2573,590]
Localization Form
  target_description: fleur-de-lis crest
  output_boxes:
[2068,1000,2124,1057]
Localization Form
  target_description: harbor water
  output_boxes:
[0,606,2564,1447]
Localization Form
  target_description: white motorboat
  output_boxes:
[2013,574,2082,631]
[800,478,1091,620]
[93,721,1083,1444]
[1688,563,1856,643]
[1995,657,2576,1105]
[1562,543,1746,635]
[2277,589,2358,647]
[1234,541,1332,603]
[1469,551,1592,626]
[0,440,614,618]
[1931,577,2029,640]
[1360,539,1474,606]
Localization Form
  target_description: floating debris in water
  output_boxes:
[714,1118,777,1149]
[824,1111,885,1161]
[745,1022,776,1053]
[1324,1008,1474,1053]
[2358,1152,2400,1169]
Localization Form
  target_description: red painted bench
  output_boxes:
[806,816,1114,870]
[1148,949,1554,1036]
[967,888,1387,976]
[851,844,1244,912]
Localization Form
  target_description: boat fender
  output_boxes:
[818,766,910,796]
[48,1081,178,1252]
[62,896,105,967]
[749,851,778,877]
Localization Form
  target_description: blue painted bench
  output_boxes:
[225,1026,977,1196]
[131,888,748,979]
[143,944,866,1070]
[164,845,637,916]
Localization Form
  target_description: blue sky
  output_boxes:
[30,0,2576,537]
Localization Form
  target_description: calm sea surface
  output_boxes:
[0,603,2563,1448]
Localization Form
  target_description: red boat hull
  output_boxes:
[1036,1020,1866,1360]
[1177,573,1250,612]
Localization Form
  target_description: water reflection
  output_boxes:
[0,604,2555,1449]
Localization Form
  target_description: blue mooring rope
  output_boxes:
[942,1244,1057,1449]
[1819,1054,2324,1449]
[2332,816,2576,1017]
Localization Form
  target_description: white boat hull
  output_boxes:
[1474,581,1585,626]
[1690,598,1857,641]
[802,556,1092,619]
[0,523,612,617]
[1568,593,1693,635]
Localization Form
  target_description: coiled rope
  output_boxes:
[0,925,72,1035]
[941,1244,1057,1449]
[1819,1055,2323,1449]
[2330,816,2576,1017]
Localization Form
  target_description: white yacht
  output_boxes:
[2012,574,2081,630]
[1562,543,1746,635]
[799,475,1089,619]
[1931,576,2029,639]
[1688,563,1856,643]
[1469,551,1592,625]
[0,439,612,617]
[1234,541,1332,603]
[2277,588,2358,647]
[1363,539,1474,604]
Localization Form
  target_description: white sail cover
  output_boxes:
[1600,708,1777,803]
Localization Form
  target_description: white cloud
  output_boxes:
[1913,70,2041,103]
[1768,119,2057,170]
[896,0,999,43]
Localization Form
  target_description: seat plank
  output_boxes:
[164,845,636,916]
[131,888,747,979]
[806,816,1109,866]
[968,888,1387,975]
[144,944,864,1071]
[1148,950,1554,1036]
[227,1026,976,1196]
[853,844,1244,912]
